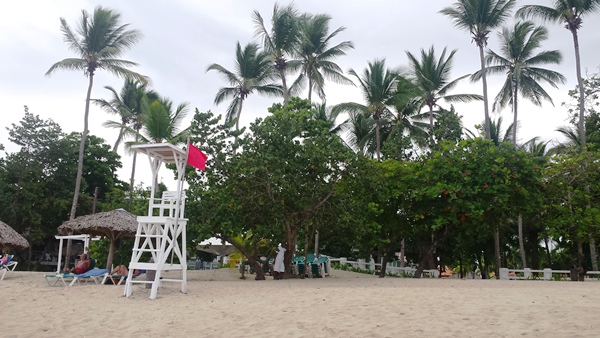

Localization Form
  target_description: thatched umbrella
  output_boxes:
[0,220,29,252]
[58,209,138,270]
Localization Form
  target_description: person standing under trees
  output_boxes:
[273,244,286,280]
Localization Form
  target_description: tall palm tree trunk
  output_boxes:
[589,238,598,271]
[570,30,586,148]
[428,105,434,128]
[375,116,381,162]
[479,45,491,140]
[64,73,94,270]
[233,98,244,155]
[235,99,244,132]
[571,28,595,269]
[513,79,527,269]
[128,133,140,209]
[308,78,313,103]
[280,68,289,104]
[113,128,125,152]
[494,223,501,278]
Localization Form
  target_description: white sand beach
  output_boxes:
[2,269,599,337]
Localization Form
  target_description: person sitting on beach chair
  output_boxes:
[0,254,9,265]
[64,253,91,274]
[109,265,142,277]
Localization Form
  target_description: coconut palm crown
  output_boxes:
[252,3,301,104]
[440,0,516,139]
[292,13,354,103]
[406,46,482,128]
[473,21,566,144]
[207,42,282,131]
[517,0,600,148]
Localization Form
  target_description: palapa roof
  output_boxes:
[0,220,29,250]
[58,209,138,239]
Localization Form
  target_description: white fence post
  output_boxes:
[543,268,552,280]
[499,268,509,280]
[358,259,366,270]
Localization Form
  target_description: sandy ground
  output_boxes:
[1,268,599,337]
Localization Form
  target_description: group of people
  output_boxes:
[62,252,145,276]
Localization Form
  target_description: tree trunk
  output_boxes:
[479,44,491,140]
[493,224,501,279]
[308,78,312,103]
[106,237,116,270]
[428,105,434,128]
[378,250,390,278]
[280,67,289,104]
[577,238,584,267]
[233,98,244,155]
[128,133,140,208]
[589,238,598,271]
[64,72,94,270]
[399,238,405,267]
[375,116,381,162]
[518,216,526,268]
[512,79,518,145]
[113,128,125,152]
[570,29,586,148]
[414,243,434,278]
[544,236,552,266]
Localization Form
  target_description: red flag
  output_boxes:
[187,143,207,171]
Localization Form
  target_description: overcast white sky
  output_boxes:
[1,0,599,190]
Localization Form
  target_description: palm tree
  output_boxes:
[46,6,147,222]
[553,125,581,153]
[252,3,301,104]
[517,0,600,149]
[333,59,401,161]
[311,102,347,135]
[95,78,148,152]
[474,21,566,145]
[293,13,354,103]
[406,46,482,128]
[207,42,282,132]
[440,0,516,139]
[95,79,151,202]
[340,109,376,156]
[136,96,190,144]
[45,7,147,270]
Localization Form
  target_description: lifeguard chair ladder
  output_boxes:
[124,143,188,299]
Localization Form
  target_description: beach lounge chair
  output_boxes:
[0,255,18,281]
[310,256,330,278]
[44,268,108,287]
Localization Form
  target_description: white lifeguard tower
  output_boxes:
[124,143,188,299]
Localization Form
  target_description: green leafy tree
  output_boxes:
[517,0,600,148]
[440,0,516,139]
[411,138,542,278]
[187,98,356,279]
[1,109,123,265]
[543,150,600,269]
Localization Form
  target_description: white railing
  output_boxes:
[330,257,439,278]
[499,268,600,281]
